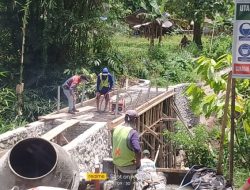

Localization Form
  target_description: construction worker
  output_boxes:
[138,149,156,172]
[112,110,141,190]
[180,35,191,48]
[96,67,113,111]
[62,75,88,114]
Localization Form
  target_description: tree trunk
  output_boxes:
[158,23,163,45]
[150,22,155,47]
[193,20,203,49]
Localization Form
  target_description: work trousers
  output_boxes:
[63,88,75,111]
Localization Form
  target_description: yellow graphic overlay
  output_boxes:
[86,173,107,181]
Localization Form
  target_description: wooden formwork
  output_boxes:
[136,94,177,168]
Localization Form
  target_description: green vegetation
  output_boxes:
[112,34,196,86]
[165,122,219,167]
[166,121,249,188]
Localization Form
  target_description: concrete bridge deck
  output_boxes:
[38,83,168,124]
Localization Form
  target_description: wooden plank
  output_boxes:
[137,91,175,115]
[142,137,154,150]
[162,117,177,121]
[109,91,175,128]
[72,113,94,120]
[38,106,95,120]
[144,125,158,137]
[143,125,164,145]
[38,112,70,120]
[139,118,162,137]
[41,119,79,141]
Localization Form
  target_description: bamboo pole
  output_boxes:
[57,86,61,113]
[114,89,119,118]
[81,84,85,106]
[125,78,128,90]
[217,71,232,175]
[154,145,161,163]
[159,123,164,167]
[141,113,145,133]
[229,78,236,185]
[17,1,31,116]
[152,131,156,160]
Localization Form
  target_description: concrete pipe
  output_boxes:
[0,138,79,190]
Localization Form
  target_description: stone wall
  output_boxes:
[173,83,200,127]
[63,122,112,178]
[0,121,54,151]
[0,120,112,180]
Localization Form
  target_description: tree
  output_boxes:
[0,0,116,88]
[165,0,234,49]
[139,0,167,46]
[0,0,119,126]
[186,54,250,170]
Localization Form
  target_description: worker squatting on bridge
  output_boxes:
[96,67,114,112]
[138,149,156,173]
[112,109,141,190]
[62,75,89,114]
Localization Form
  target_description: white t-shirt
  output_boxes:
[138,158,156,172]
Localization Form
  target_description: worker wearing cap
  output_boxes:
[62,75,88,114]
[96,67,113,111]
[138,150,156,173]
[112,110,141,190]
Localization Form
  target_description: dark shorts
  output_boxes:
[97,91,109,96]
[113,170,134,190]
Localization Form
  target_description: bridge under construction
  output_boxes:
[0,81,193,189]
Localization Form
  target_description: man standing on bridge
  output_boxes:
[62,75,88,114]
[96,67,113,111]
[112,110,141,190]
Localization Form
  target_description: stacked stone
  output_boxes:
[173,84,200,128]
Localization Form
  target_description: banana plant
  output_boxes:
[137,0,167,46]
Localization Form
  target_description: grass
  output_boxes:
[111,34,198,86]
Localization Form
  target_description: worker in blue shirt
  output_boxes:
[96,67,113,111]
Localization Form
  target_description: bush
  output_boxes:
[165,122,218,167]
[202,34,232,59]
